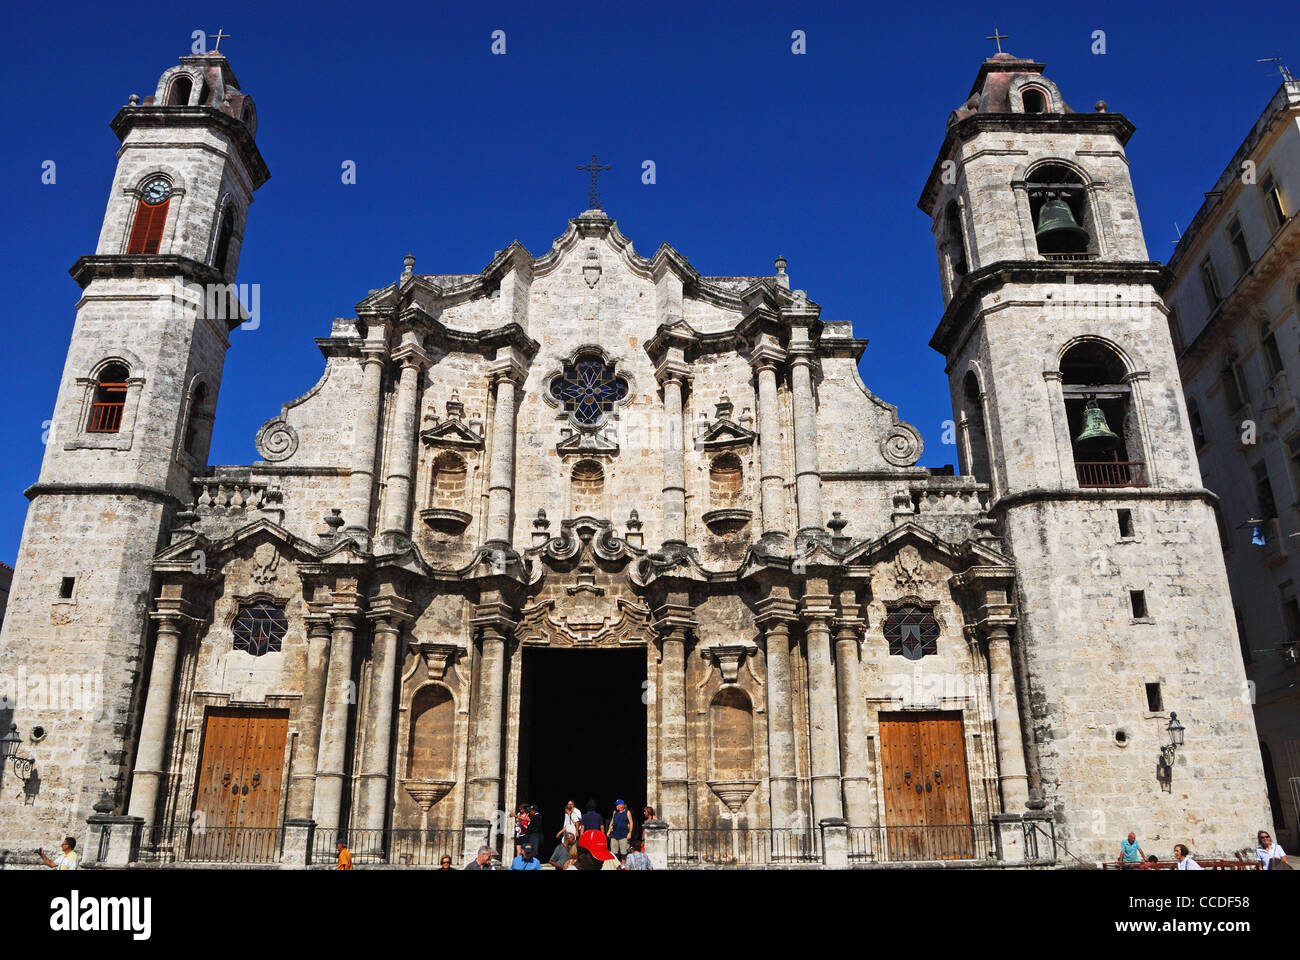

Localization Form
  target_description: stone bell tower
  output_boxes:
[0,50,269,853]
[919,51,1269,857]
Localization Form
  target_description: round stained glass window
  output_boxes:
[140,176,172,205]
[883,605,940,660]
[549,354,629,426]
[232,603,287,657]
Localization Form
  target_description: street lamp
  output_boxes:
[1161,712,1185,767]
[1,724,35,783]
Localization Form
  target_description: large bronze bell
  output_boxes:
[1074,399,1120,454]
[1035,198,1090,254]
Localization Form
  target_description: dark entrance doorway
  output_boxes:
[517,648,647,851]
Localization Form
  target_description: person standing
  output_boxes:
[625,839,653,870]
[1256,830,1289,869]
[335,839,353,870]
[557,799,582,841]
[1173,844,1203,870]
[607,799,634,859]
[1117,832,1144,869]
[37,837,80,870]
[575,811,614,870]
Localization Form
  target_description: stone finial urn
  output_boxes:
[706,779,759,814]
[401,779,456,812]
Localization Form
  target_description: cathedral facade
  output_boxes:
[0,48,1272,867]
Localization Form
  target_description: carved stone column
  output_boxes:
[751,342,788,540]
[987,626,1030,810]
[485,361,525,547]
[655,600,696,825]
[356,598,412,832]
[468,606,513,822]
[756,598,799,829]
[833,615,872,825]
[344,326,389,547]
[286,606,332,820]
[378,335,429,549]
[659,373,689,548]
[802,590,843,823]
[312,597,360,831]
[788,326,824,539]
[126,602,188,824]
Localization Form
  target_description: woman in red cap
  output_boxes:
[574,811,617,870]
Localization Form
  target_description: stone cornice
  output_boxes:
[930,260,1172,359]
[69,254,225,291]
[919,112,1136,215]
[110,105,271,190]
[26,480,185,507]
[989,486,1219,513]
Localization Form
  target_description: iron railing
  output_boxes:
[847,823,996,863]
[313,827,463,867]
[1075,460,1148,488]
[136,823,282,864]
[87,401,124,433]
[666,828,819,867]
[1043,252,1099,262]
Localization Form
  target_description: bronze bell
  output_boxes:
[1074,399,1120,454]
[1035,198,1090,254]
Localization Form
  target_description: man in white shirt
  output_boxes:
[38,837,81,870]
[1256,831,1288,869]
[556,799,582,841]
[1173,844,1203,870]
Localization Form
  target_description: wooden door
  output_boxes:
[879,712,973,860]
[191,709,288,861]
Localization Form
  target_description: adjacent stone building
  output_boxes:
[1166,77,1300,849]
[0,48,1273,867]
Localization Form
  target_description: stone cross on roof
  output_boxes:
[211,27,230,53]
[985,27,1009,55]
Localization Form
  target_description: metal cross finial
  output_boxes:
[211,27,231,53]
[986,27,1009,55]
[576,154,612,210]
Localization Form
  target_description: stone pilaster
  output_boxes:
[286,606,332,820]
[657,370,690,548]
[485,359,526,547]
[125,599,189,824]
[643,818,668,870]
[344,326,389,548]
[468,604,514,822]
[756,596,799,830]
[833,614,872,826]
[312,596,360,831]
[788,326,824,539]
[751,341,789,541]
[802,591,843,824]
[378,335,429,550]
[356,596,413,833]
[987,626,1030,810]
[655,600,696,825]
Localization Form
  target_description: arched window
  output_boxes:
[88,362,129,433]
[1021,87,1048,113]
[407,686,455,781]
[883,605,940,660]
[571,459,604,516]
[945,200,967,278]
[165,75,192,105]
[183,383,209,454]
[430,452,468,508]
[962,371,991,484]
[127,177,172,255]
[232,602,287,657]
[709,687,754,780]
[1061,341,1145,487]
[709,453,743,508]
[213,208,235,274]
[1027,164,1091,257]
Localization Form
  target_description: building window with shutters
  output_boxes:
[1228,218,1252,278]
[1187,396,1207,448]
[126,176,172,254]
[1221,355,1247,414]
[1260,172,1287,233]
[1200,256,1223,307]
[1262,323,1285,380]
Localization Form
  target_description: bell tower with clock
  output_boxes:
[918,50,1270,858]
[0,49,269,845]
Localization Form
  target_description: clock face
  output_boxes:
[140,177,172,205]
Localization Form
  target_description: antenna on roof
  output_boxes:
[1256,55,1295,83]
[1171,221,1182,245]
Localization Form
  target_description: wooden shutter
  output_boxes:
[127,198,169,254]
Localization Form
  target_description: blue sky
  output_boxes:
[0,0,1294,564]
